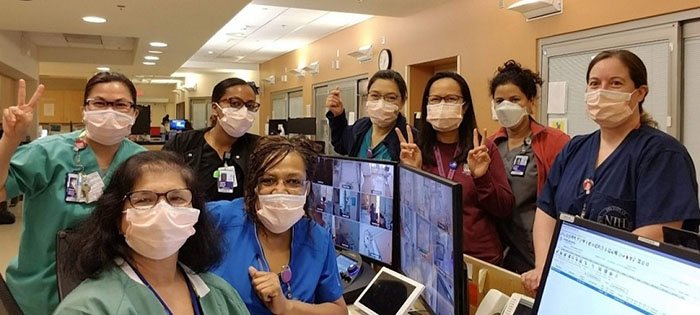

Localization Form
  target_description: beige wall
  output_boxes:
[259,0,700,134]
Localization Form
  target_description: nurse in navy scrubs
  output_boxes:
[522,50,700,293]
[208,136,347,315]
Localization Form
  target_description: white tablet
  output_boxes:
[353,267,424,315]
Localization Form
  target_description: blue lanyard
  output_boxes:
[127,261,202,315]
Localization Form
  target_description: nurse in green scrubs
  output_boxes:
[54,151,248,314]
[0,72,145,314]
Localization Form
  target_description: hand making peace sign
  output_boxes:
[395,126,421,169]
[3,79,45,142]
[467,128,491,179]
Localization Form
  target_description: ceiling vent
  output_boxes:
[63,33,103,45]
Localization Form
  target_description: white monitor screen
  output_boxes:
[537,221,700,314]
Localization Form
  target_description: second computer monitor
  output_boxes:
[399,165,464,315]
[310,155,397,266]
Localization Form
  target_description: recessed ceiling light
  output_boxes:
[207,51,214,55]
[96,66,110,71]
[82,16,107,23]
[144,55,160,61]
[148,50,163,54]
[143,61,156,65]
[149,41,168,48]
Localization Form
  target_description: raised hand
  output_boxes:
[396,126,421,168]
[467,128,490,178]
[3,79,45,142]
[325,87,344,117]
[249,266,290,314]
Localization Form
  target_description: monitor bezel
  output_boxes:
[533,214,700,313]
[397,164,465,315]
[312,154,399,268]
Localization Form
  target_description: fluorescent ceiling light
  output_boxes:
[144,55,160,61]
[148,50,163,54]
[96,66,110,71]
[143,61,156,65]
[82,16,107,24]
[149,42,168,48]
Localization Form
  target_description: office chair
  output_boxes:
[56,230,84,300]
[0,272,22,315]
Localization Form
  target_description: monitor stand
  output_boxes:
[342,261,376,303]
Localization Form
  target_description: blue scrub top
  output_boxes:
[538,126,700,231]
[207,198,344,315]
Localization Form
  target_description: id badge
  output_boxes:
[217,166,237,193]
[510,154,529,177]
[65,172,83,203]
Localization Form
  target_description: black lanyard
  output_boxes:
[126,261,203,315]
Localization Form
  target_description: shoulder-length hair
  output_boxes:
[67,151,223,280]
[418,72,479,166]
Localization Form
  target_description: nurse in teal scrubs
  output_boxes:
[0,72,145,314]
[54,151,248,314]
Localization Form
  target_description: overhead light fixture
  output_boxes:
[144,55,160,61]
[143,61,156,66]
[82,16,107,24]
[507,0,563,20]
[96,66,110,71]
[263,75,276,85]
[148,50,163,54]
[149,41,168,48]
[348,44,373,63]
[301,61,319,75]
[288,68,304,77]
[207,51,214,55]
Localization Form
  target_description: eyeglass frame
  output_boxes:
[367,92,401,104]
[123,188,193,210]
[427,94,464,105]
[211,96,261,112]
[84,98,136,112]
[257,177,308,195]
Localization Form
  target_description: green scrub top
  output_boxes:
[53,259,250,315]
[3,130,145,315]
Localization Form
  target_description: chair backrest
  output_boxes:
[56,230,84,300]
[0,272,23,315]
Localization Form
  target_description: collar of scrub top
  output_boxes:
[115,257,211,298]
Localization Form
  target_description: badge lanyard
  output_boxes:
[433,146,460,180]
[126,260,202,315]
[254,226,294,300]
[581,178,594,218]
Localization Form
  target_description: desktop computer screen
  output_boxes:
[534,215,700,314]
[398,165,464,315]
[310,156,397,266]
[170,119,186,131]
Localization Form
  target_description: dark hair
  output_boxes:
[211,77,256,103]
[368,70,407,102]
[243,136,320,228]
[489,60,543,101]
[84,72,137,105]
[67,151,223,279]
[419,72,478,166]
[587,49,657,128]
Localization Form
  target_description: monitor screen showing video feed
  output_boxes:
[170,119,186,130]
[399,165,464,315]
[310,156,397,266]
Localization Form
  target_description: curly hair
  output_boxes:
[66,151,223,280]
[243,136,320,228]
[489,60,543,102]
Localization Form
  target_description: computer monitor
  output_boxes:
[533,214,700,314]
[310,155,397,266]
[398,165,464,315]
[287,117,316,135]
[170,119,186,131]
[268,119,288,135]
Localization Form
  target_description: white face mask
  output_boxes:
[84,109,135,145]
[426,102,463,132]
[585,89,637,128]
[494,100,528,128]
[217,105,255,137]
[257,193,307,234]
[366,99,399,128]
[123,201,200,260]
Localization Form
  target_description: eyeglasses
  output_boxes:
[258,176,307,194]
[124,189,193,210]
[368,92,400,104]
[213,97,261,112]
[85,98,135,112]
[427,95,464,105]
